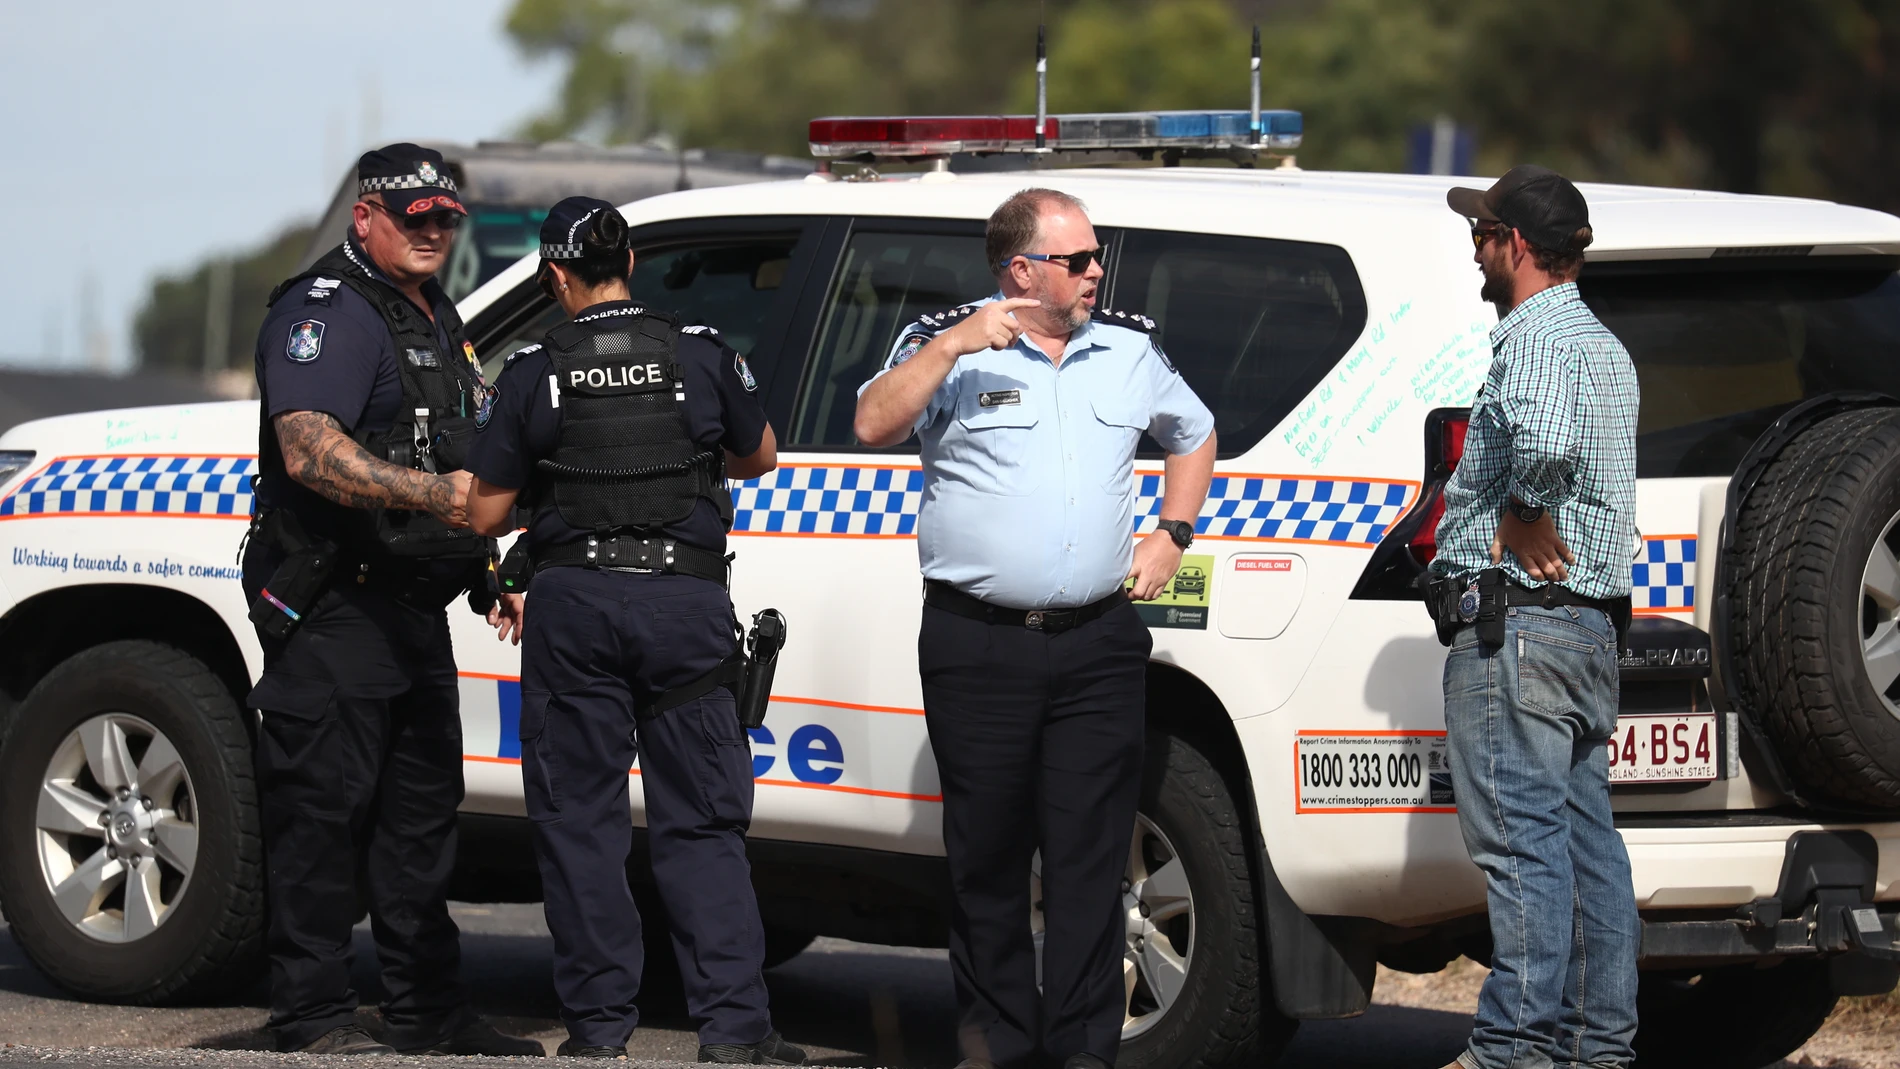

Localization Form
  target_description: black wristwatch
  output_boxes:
[1156,519,1195,549]
[1508,497,1546,524]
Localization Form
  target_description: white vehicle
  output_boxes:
[3,110,1900,1069]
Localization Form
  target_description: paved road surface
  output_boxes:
[7,903,1890,1067]
[0,902,1477,1067]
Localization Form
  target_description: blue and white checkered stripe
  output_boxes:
[1632,536,1696,612]
[730,465,1417,546]
[731,466,925,536]
[1136,474,1415,546]
[0,456,256,519]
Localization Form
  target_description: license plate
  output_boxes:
[1607,713,1718,783]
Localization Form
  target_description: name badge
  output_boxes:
[405,348,440,369]
[978,390,1021,407]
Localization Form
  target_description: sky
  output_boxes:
[0,1,565,372]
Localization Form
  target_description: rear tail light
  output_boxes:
[1406,414,1469,567]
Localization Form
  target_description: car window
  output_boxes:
[1110,228,1368,457]
[790,226,993,448]
[1580,266,1900,477]
[478,235,801,382]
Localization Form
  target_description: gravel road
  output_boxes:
[0,903,1892,1068]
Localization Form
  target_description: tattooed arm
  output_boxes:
[273,410,472,526]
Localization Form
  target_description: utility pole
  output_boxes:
[203,258,234,377]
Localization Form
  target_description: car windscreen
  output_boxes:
[441,204,549,302]
[1579,263,1900,478]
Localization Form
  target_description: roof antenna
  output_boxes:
[1249,25,1262,148]
[1035,21,1049,152]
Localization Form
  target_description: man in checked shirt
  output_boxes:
[1430,166,1641,1069]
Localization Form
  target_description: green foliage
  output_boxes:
[132,224,315,375]
[503,0,1900,215]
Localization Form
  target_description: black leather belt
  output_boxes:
[534,534,730,587]
[924,579,1123,634]
[1501,578,1626,615]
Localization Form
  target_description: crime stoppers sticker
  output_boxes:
[1295,731,1456,813]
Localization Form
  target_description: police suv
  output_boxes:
[3,110,1900,1069]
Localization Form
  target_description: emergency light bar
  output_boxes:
[807,110,1302,159]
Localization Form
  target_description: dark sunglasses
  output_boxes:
[1470,222,1511,250]
[1001,246,1105,275]
[366,199,465,232]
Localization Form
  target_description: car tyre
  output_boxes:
[0,640,263,1003]
[1730,407,1900,806]
[1112,732,1298,1069]
[1632,960,1838,1068]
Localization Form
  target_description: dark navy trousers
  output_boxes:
[243,559,469,1052]
[519,566,773,1049]
[920,599,1151,1069]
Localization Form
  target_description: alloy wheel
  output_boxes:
[1859,508,1900,721]
[34,713,199,942]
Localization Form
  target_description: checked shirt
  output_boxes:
[1430,282,1640,600]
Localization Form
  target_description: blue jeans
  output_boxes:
[1443,605,1640,1069]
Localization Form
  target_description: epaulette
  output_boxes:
[684,322,725,347]
[1091,307,1156,333]
[504,343,542,366]
[914,302,985,333]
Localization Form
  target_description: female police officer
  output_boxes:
[464,197,798,1063]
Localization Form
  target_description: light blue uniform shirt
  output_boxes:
[860,295,1215,610]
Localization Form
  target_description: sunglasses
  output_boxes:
[1470,223,1511,251]
[1001,247,1105,275]
[366,199,465,232]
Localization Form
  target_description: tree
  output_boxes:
[133,224,315,375]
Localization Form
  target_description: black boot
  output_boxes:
[698,1030,808,1064]
[556,1038,630,1059]
[393,1012,546,1056]
[297,1024,396,1055]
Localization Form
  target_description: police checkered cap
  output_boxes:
[539,196,621,260]
[355,143,465,215]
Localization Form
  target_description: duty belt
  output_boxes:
[924,579,1123,634]
[533,533,731,587]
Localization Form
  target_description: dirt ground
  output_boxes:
[1373,958,1900,1069]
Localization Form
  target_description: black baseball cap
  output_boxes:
[539,196,621,260]
[357,143,466,218]
[1447,165,1590,253]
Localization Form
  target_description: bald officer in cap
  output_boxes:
[244,143,539,1056]
[466,197,800,1063]
[855,187,1216,1069]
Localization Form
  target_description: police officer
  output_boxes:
[465,197,802,1063]
[854,189,1217,1069]
[243,144,541,1056]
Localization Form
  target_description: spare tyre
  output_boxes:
[1730,406,1900,807]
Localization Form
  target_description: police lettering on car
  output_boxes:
[464,197,801,1064]
[241,143,538,1057]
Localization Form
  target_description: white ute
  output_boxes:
[3,110,1900,1069]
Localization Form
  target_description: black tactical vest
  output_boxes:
[263,243,489,560]
[528,306,733,538]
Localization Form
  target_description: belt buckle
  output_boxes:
[1025,610,1045,630]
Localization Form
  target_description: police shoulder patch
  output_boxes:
[888,332,931,369]
[734,351,758,392]
[285,319,326,363]
[474,383,499,430]
[1091,307,1157,333]
[505,342,543,366]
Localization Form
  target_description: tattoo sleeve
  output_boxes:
[274,411,456,516]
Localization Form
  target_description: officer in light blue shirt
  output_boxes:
[854,188,1215,1069]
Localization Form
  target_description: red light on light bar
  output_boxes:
[809,115,1059,157]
